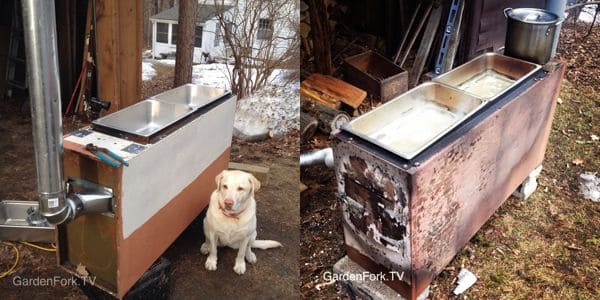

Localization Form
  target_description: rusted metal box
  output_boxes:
[333,65,563,299]
[343,51,408,102]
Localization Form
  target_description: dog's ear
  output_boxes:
[248,173,261,194]
[215,170,227,189]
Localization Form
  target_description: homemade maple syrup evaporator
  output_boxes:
[19,0,236,297]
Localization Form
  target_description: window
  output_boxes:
[257,18,273,40]
[194,26,203,48]
[156,22,168,43]
[171,24,178,44]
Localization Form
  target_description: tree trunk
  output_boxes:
[174,0,197,87]
[307,0,333,75]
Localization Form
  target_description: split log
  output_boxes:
[302,98,351,135]
[301,113,319,142]
[301,73,367,109]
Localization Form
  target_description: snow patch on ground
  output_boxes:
[142,61,156,81]
[580,172,600,202]
[579,5,599,23]
[192,63,231,90]
[234,83,300,137]
[155,58,176,66]
[567,5,600,23]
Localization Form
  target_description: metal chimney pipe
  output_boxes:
[21,0,71,224]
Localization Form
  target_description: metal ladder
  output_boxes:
[5,0,27,98]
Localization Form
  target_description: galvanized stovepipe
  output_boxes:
[21,0,114,225]
[21,0,71,224]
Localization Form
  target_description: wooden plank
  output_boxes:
[399,2,432,67]
[117,0,142,108]
[301,74,367,109]
[55,0,75,106]
[409,4,442,87]
[300,87,339,109]
[228,162,270,184]
[95,0,120,114]
[95,0,142,114]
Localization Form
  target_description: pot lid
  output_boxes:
[506,8,560,24]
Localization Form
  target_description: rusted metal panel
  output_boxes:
[333,138,412,274]
[409,65,564,295]
[343,51,408,102]
[334,64,564,299]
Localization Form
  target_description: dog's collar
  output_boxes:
[219,204,247,220]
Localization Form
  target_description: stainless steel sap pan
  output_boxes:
[92,99,194,138]
[342,82,485,160]
[150,84,231,109]
[433,52,541,101]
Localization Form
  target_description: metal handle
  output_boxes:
[95,151,121,168]
[555,18,564,26]
[105,149,129,167]
[503,7,512,18]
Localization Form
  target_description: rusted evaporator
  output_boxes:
[333,59,563,298]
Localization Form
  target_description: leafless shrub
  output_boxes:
[212,0,300,98]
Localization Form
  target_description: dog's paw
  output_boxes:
[233,260,246,275]
[205,256,217,271]
[200,242,209,255]
[246,251,257,264]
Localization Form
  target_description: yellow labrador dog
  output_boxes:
[201,170,282,274]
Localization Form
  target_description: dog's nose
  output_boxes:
[224,198,234,208]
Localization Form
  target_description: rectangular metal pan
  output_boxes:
[433,52,541,101]
[150,83,230,109]
[92,99,194,138]
[342,82,485,160]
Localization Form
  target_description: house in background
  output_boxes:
[150,4,233,63]
[150,1,296,64]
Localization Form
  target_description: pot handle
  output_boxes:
[555,18,565,26]
[503,7,512,18]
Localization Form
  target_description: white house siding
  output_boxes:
[151,1,296,63]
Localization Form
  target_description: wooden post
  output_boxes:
[174,0,198,87]
[307,0,333,75]
[95,0,142,114]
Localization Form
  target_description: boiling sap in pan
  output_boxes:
[369,99,465,154]
[458,70,515,99]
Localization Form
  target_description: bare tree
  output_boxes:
[213,0,300,99]
[174,0,198,86]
